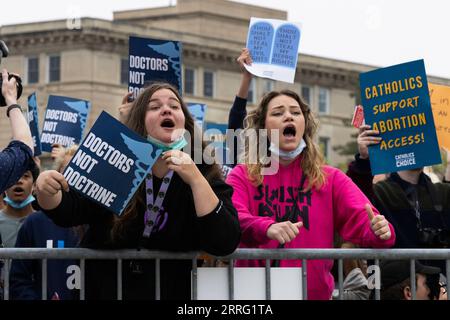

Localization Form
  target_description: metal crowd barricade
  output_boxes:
[0,248,449,300]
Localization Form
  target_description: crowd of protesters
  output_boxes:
[0,45,449,301]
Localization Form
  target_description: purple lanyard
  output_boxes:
[143,170,174,237]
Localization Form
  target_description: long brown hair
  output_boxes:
[244,89,326,190]
[112,83,222,240]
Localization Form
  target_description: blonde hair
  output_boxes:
[244,90,326,190]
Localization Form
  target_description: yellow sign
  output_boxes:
[429,83,450,151]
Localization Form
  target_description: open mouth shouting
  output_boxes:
[283,124,297,140]
[11,186,25,197]
[160,118,175,129]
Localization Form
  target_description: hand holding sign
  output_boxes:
[237,48,253,78]
[357,125,382,160]
[365,203,391,240]
[36,170,69,198]
[118,92,134,123]
[266,221,303,245]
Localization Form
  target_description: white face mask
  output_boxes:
[269,139,307,160]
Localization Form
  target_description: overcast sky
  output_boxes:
[1,0,449,79]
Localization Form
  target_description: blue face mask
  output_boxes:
[4,194,35,210]
[147,134,188,152]
[269,139,307,161]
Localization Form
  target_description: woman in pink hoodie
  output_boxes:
[226,90,395,300]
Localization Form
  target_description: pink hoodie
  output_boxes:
[226,157,395,300]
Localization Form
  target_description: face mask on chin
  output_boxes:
[4,194,35,210]
[269,139,307,161]
[147,132,188,152]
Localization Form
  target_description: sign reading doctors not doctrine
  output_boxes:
[128,36,182,100]
[40,95,91,153]
[63,111,163,215]
[359,59,441,175]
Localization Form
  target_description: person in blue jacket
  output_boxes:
[224,48,252,173]
[10,211,80,300]
[0,69,35,194]
[9,144,81,300]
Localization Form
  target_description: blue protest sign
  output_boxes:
[128,36,182,99]
[27,93,42,156]
[63,111,163,215]
[40,95,91,153]
[247,21,274,64]
[359,59,441,174]
[188,103,207,130]
[272,24,301,69]
[246,17,301,83]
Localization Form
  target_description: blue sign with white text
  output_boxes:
[359,59,441,175]
[128,36,182,100]
[63,111,163,215]
[41,95,91,153]
[27,93,42,156]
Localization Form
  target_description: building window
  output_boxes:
[120,57,128,85]
[48,55,60,83]
[262,79,274,95]
[27,57,39,84]
[301,85,311,105]
[247,79,255,103]
[319,137,330,159]
[203,70,214,98]
[318,87,330,114]
[184,67,195,95]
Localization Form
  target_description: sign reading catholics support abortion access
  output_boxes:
[63,111,163,215]
[40,95,91,153]
[360,59,441,175]
[128,36,182,100]
[27,93,42,156]
[245,17,301,83]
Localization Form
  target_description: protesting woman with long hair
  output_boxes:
[226,89,395,300]
[35,83,240,300]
